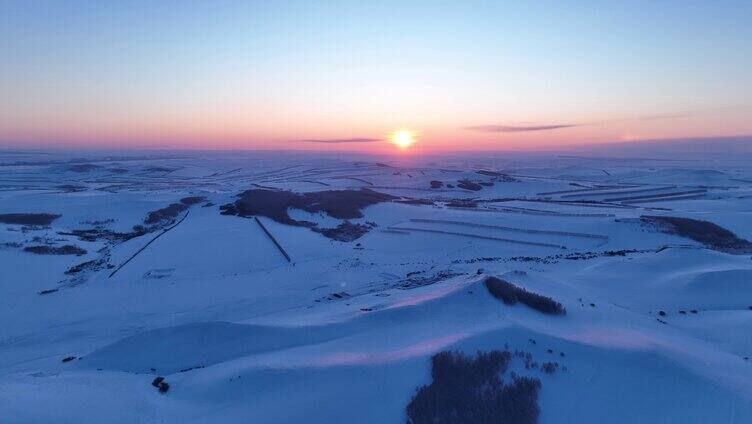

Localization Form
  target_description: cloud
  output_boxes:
[639,111,697,121]
[636,106,751,121]
[464,106,751,135]
[296,137,381,144]
[463,124,578,133]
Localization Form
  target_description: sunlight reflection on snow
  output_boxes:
[311,333,469,366]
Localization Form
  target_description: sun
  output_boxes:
[389,129,416,150]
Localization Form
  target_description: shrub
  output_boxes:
[484,277,566,315]
[151,377,170,393]
[406,350,541,424]
[541,362,559,374]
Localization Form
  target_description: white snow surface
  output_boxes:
[2,150,752,423]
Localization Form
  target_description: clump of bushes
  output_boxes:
[151,376,170,393]
[67,164,102,173]
[446,199,478,208]
[0,213,61,225]
[312,221,376,242]
[24,245,87,256]
[541,362,559,374]
[144,203,188,225]
[457,179,483,191]
[65,258,106,275]
[406,350,541,424]
[179,196,206,206]
[143,196,206,225]
[484,276,566,315]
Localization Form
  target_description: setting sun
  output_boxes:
[390,130,416,150]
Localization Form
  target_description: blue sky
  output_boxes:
[1,0,750,151]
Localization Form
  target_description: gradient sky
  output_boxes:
[1,0,751,152]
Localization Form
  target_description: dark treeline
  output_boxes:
[484,276,566,315]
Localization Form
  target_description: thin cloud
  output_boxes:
[464,124,578,133]
[464,106,751,134]
[611,106,751,123]
[639,111,697,121]
[296,138,381,144]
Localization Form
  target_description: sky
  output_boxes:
[1,0,751,153]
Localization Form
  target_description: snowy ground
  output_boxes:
[2,149,752,423]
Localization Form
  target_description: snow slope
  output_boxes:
[2,150,752,423]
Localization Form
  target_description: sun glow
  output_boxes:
[390,129,416,150]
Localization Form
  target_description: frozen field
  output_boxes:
[2,149,752,423]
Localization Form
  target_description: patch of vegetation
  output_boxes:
[446,199,478,208]
[220,189,395,240]
[475,170,518,182]
[406,350,541,424]
[430,180,444,189]
[67,164,102,172]
[61,227,148,243]
[63,200,198,245]
[457,179,483,191]
[56,184,87,192]
[0,213,61,225]
[641,215,752,253]
[142,197,205,225]
[151,377,170,393]
[455,249,646,265]
[312,221,376,242]
[145,166,174,173]
[179,196,206,206]
[65,258,107,275]
[396,198,435,206]
[24,245,87,256]
[540,362,559,374]
[396,270,460,289]
[144,203,189,225]
[223,188,394,223]
[484,276,566,315]
[64,200,195,244]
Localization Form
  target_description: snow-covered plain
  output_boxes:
[1,149,752,423]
